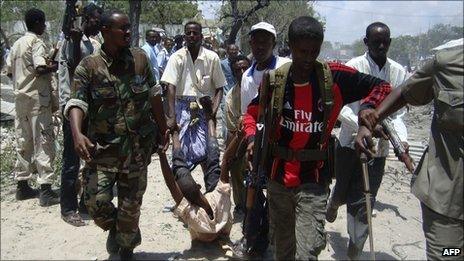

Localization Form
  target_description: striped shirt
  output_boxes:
[243,62,391,188]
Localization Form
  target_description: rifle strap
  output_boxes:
[269,61,333,147]
[315,60,334,149]
[270,61,292,117]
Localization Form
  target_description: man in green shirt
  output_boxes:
[356,47,463,260]
[65,10,168,260]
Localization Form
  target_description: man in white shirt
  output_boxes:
[240,22,291,114]
[325,22,409,259]
[234,21,290,258]
[161,21,227,188]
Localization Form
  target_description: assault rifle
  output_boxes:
[62,0,82,40]
[380,118,415,173]
[242,70,274,255]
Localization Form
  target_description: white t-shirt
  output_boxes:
[240,56,291,114]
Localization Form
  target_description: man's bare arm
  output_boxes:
[69,107,94,161]
[212,87,223,118]
[166,83,177,131]
[158,152,183,205]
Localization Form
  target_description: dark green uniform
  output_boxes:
[65,46,161,249]
[401,47,463,260]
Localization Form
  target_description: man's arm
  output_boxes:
[211,54,227,117]
[69,107,94,161]
[356,59,436,155]
[64,60,94,160]
[165,83,177,130]
[211,87,223,118]
[160,53,180,131]
[158,151,183,205]
[33,40,58,75]
[220,129,245,184]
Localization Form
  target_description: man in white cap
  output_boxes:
[240,22,291,114]
[233,21,290,258]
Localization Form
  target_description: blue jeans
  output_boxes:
[330,146,385,258]
[60,108,83,215]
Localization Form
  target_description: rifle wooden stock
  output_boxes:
[245,70,272,223]
[380,118,415,173]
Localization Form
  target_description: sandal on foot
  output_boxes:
[62,212,86,227]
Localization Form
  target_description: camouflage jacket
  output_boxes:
[65,46,161,174]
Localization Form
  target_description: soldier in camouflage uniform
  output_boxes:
[64,10,168,260]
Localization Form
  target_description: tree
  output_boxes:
[219,0,270,45]
[219,0,322,52]
[95,0,199,29]
[0,0,65,45]
[141,1,198,29]
[129,0,141,47]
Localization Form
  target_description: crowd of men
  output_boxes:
[4,4,463,261]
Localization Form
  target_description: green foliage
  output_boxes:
[0,0,66,44]
[389,24,463,65]
[0,0,65,23]
[141,1,198,28]
[95,0,199,28]
[219,0,322,53]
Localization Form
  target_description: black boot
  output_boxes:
[39,184,60,207]
[15,180,39,200]
[119,248,133,260]
[106,227,120,254]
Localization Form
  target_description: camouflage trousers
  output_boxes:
[14,107,55,184]
[83,168,147,249]
[268,180,329,260]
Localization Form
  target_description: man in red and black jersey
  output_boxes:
[242,16,392,260]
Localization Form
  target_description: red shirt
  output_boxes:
[243,62,391,188]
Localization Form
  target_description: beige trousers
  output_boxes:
[14,107,55,185]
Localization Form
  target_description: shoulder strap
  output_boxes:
[270,61,292,117]
[315,60,334,148]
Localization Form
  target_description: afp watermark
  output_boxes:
[442,248,461,257]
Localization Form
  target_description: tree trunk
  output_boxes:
[225,0,270,45]
[228,20,242,45]
[129,0,141,47]
[0,27,10,49]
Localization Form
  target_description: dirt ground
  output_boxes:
[0,105,432,260]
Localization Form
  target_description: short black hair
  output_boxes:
[145,29,159,38]
[25,8,45,31]
[288,16,324,43]
[366,22,390,38]
[83,3,103,21]
[174,34,183,43]
[230,54,250,67]
[184,21,202,32]
[230,54,251,77]
[100,9,125,28]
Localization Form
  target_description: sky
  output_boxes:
[198,1,463,44]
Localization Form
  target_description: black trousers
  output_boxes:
[60,109,83,215]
